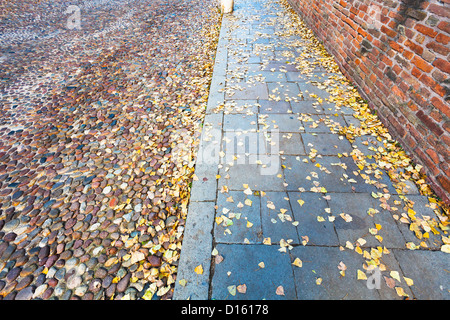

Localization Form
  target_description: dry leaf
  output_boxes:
[276,286,285,295]
[237,284,247,294]
[194,264,203,275]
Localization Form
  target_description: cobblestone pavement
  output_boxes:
[0,0,221,300]
[174,0,450,300]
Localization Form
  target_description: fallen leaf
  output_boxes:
[292,257,303,268]
[357,270,367,280]
[276,286,285,295]
[237,284,247,294]
[194,264,203,275]
[227,285,236,296]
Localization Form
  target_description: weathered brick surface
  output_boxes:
[288,0,450,203]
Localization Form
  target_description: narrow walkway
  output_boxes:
[174,0,449,300]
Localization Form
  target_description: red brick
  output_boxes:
[411,55,433,72]
[437,21,450,34]
[416,110,444,136]
[431,97,450,118]
[426,148,440,164]
[436,33,450,45]
[415,23,438,37]
[426,41,450,56]
[404,39,424,55]
[381,25,398,38]
[436,175,450,194]
[428,4,450,19]
[433,58,450,73]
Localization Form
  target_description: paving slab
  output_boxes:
[393,249,450,300]
[282,155,353,192]
[288,192,340,246]
[269,132,306,155]
[290,246,413,300]
[258,99,292,113]
[260,191,300,243]
[226,82,269,100]
[211,244,297,300]
[259,113,304,132]
[301,133,353,156]
[326,193,407,248]
[215,191,262,244]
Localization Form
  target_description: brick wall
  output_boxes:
[287,0,450,203]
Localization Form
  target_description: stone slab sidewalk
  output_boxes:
[173,0,449,300]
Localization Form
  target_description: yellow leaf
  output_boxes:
[227,285,236,296]
[404,277,414,286]
[317,216,325,222]
[297,199,305,207]
[194,264,203,275]
[441,244,450,253]
[315,278,323,285]
[244,199,252,206]
[263,237,271,245]
[390,271,401,282]
[246,221,253,228]
[395,287,408,297]
[178,279,187,287]
[292,258,303,268]
[258,262,265,269]
[357,270,367,280]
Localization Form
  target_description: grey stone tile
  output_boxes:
[260,192,300,243]
[298,82,331,101]
[218,157,285,191]
[301,114,347,133]
[214,191,262,244]
[259,113,304,132]
[288,192,340,246]
[211,244,297,299]
[327,193,406,248]
[290,101,325,114]
[282,155,353,192]
[290,246,381,299]
[285,71,312,82]
[262,62,299,72]
[301,133,353,156]
[393,249,450,300]
[226,82,269,100]
[247,70,287,82]
[222,130,267,157]
[267,82,302,100]
[224,99,258,114]
[258,99,292,113]
[270,132,306,155]
[223,113,258,131]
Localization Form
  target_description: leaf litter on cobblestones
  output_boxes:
[0,0,222,300]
